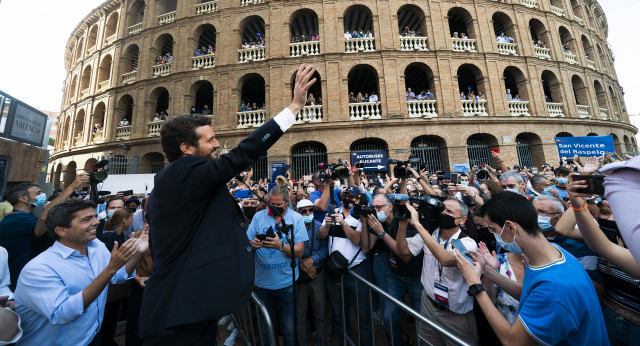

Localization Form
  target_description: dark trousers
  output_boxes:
[296,270,329,344]
[143,319,218,346]
[254,284,296,346]
[99,299,122,346]
[126,283,145,346]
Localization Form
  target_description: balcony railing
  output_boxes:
[87,45,97,55]
[577,105,591,118]
[192,54,215,69]
[345,37,375,53]
[158,11,176,25]
[92,130,104,144]
[238,47,265,63]
[148,121,164,137]
[74,135,83,147]
[599,107,609,119]
[241,0,265,6]
[399,36,429,51]
[295,105,323,124]
[237,110,266,128]
[551,6,565,17]
[614,112,620,121]
[116,125,132,140]
[497,42,517,56]
[451,38,477,52]
[586,59,597,70]
[290,41,320,57]
[196,0,218,15]
[508,101,531,117]
[534,46,551,60]
[522,0,537,8]
[407,100,438,118]
[122,71,137,85]
[105,34,117,45]
[574,16,584,26]
[80,88,89,99]
[128,23,142,35]
[547,103,564,117]
[461,100,488,117]
[153,62,172,77]
[97,80,110,92]
[563,51,577,64]
[349,102,382,121]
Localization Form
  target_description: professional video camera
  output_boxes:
[388,158,421,179]
[89,159,110,204]
[316,160,350,183]
[389,193,411,220]
[388,193,446,230]
[352,199,376,219]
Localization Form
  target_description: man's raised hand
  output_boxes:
[289,64,317,115]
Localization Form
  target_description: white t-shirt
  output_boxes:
[322,207,366,267]
[407,228,478,314]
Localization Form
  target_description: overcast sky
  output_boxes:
[0,0,638,115]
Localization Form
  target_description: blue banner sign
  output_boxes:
[555,135,615,158]
[350,151,388,171]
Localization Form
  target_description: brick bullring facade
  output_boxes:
[50,0,637,186]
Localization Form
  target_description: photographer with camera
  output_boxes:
[395,198,479,345]
[309,162,354,223]
[318,186,371,346]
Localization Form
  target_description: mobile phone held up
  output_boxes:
[234,190,253,199]
[574,175,605,195]
[450,173,459,185]
[452,239,475,263]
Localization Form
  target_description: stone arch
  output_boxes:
[623,135,632,153]
[289,70,322,104]
[291,141,327,179]
[410,135,449,172]
[116,94,134,124]
[64,161,77,188]
[290,9,319,40]
[570,0,585,20]
[492,12,517,40]
[593,81,607,117]
[98,55,112,84]
[123,44,140,73]
[149,87,170,117]
[447,7,476,38]
[571,75,588,106]
[581,35,594,60]
[92,102,106,132]
[62,117,71,146]
[516,132,545,167]
[54,163,62,189]
[69,75,78,100]
[86,25,99,52]
[343,5,374,35]
[193,23,217,53]
[238,73,266,110]
[140,152,165,173]
[397,5,427,37]
[190,80,214,114]
[239,15,266,48]
[347,64,379,101]
[80,65,92,92]
[610,133,623,154]
[541,70,563,103]
[608,86,621,120]
[467,134,499,166]
[503,66,529,101]
[74,109,86,139]
[74,37,84,62]
[404,62,436,99]
[152,33,174,63]
[157,0,177,15]
[556,132,573,137]
[559,26,576,53]
[127,0,145,28]
[104,12,119,41]
[456,63,486,98]
[529,18,551,49]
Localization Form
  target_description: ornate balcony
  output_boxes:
[290,41,320,57]
[148,121,164,137]
[522,0,537,8]
[574,16,585,26]
[547,103,564,117]
[461,100,488,117]
[238,47,265,63]
[87,45,97,55]
[192,54,215,69]
[122,71,137,85]
[399,36,429,51]
[534,46,551,60]
[345,38,375,53]
[551,6,565,17]
[116,125,132,140]
[586,59,597,70]
[349,102,381,121]
[80,88,89,99]
[241,0,265,6]
[452,38,476,52]
[563,52,577,64]
[497,42,517,56]
[577,105,591,118]
[237,110,266,128]
[92,131,104,144]
[74,135,83,147]
[97,80,110,92]
[158,11,176,25]
[105,34,117,45]
[128,23,142,35]
[295,105,323,124]
[196,0,218,15]
[407,100,438,118]
[153,62,172,77]
[508,101,531,117]
[599,108,609,119]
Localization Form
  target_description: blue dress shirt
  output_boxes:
[14,239,134,345]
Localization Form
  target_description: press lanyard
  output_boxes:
[437,230,451,282]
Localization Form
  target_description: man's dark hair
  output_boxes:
[478,192,541,236]
[160,114,212,162]
[46,199,97,241]
[530,175,548,187]
[106,197,125,209]
[556,167,570,176]
[6,183,39,206]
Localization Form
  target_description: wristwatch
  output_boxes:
[278,241,285,251]
[379,231,387,239]
[467,284,486,297]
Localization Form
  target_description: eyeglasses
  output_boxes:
[299,208,314,215]
[372,205,386,211]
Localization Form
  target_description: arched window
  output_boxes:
[104,12,119,43]
[86,25,98,53]
[492,12,518,55]
[64,162,77,188]
[140,152,165,174]
[109,155,131,175]
[123,44,140,76]
[150,87,170,117]
[467,136,491,166]
[97,55,112,90]
[127,0,145,28]
[593,81,608,118]
[117,94,134,124]
[504,66,530,116]
[192,81,214,115]
[239,74,266,112]
[347,65,381,119]
[343,5,375,52]
[289,9,320,56]
[529,19,551,59]
[516,135,534,168]
[397,5,428,50]
[80,66,92,95]
[410,137,443,173]
[448,7,476,52]
[292,142,327,180]
[571,75,589,117]
[290,70,322,122]
[405,63,437,117]
[193,24,217,57]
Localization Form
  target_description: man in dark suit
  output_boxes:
[139,64,317,344]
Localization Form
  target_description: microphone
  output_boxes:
[389,193,410,201]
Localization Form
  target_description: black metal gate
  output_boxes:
[467,136,491,167]
[516,135,534,168]
[246,155,269,180]
[108,155,132,175]
[292,143,327,180]
[410,137,442,173]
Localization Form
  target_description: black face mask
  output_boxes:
[270,206,285,216]
[243,206,257,219]
[440,213,458,230]
[597,218,618,230]
[476,226,490,235]
[342,199,355,209]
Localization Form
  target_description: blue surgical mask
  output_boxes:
[34,193,47,207]
[107,209,116,219]
[494,223,524,254]
[303,214,314,224]
[537,215,554,232]
[542,187,551,194]
[556,177,568,184]
[531,170,538,175]
[377,210,388,222]
[505,188,520,195]
[460,181,469,186]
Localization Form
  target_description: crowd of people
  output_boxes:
[451,32,470,40]
[194,45,215,56]
[344,30,374,39]
[241,34,266,49]
[155,53,172,65]
[401,26,424,37]
[495,33,515,44]
[291,33,320,44]
[237,101,266,112]
[349,91,378,103]
[459,90,486,101]
[406,88,435,101]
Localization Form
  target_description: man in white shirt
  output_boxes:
[344,31,352,40]
[368,92,379,102]
[396,199,479,345]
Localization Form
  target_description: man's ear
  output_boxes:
[55,225,67,239]
[180,142,195,156]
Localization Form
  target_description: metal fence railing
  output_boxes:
[343,269,470,346]
[230,292,277,346]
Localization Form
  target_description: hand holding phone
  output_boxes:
[452,239,475,263]
[573,175,605,195]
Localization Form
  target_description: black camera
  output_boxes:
[389,193,411,220]
[410,194,446,231]
[89,159,109,204]
[317,160,350,183]
[389,158,420,179]
[353,201,376,219]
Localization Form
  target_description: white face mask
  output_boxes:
[306,187,316,194]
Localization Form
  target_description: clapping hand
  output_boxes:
[581,155,604,174]
[477,242,499,271]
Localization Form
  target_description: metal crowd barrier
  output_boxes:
[230,292,277,346]
[341,269,470,346]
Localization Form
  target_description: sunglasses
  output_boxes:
[299,208,314,215]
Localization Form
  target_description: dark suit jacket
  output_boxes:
[139,119,284,337]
